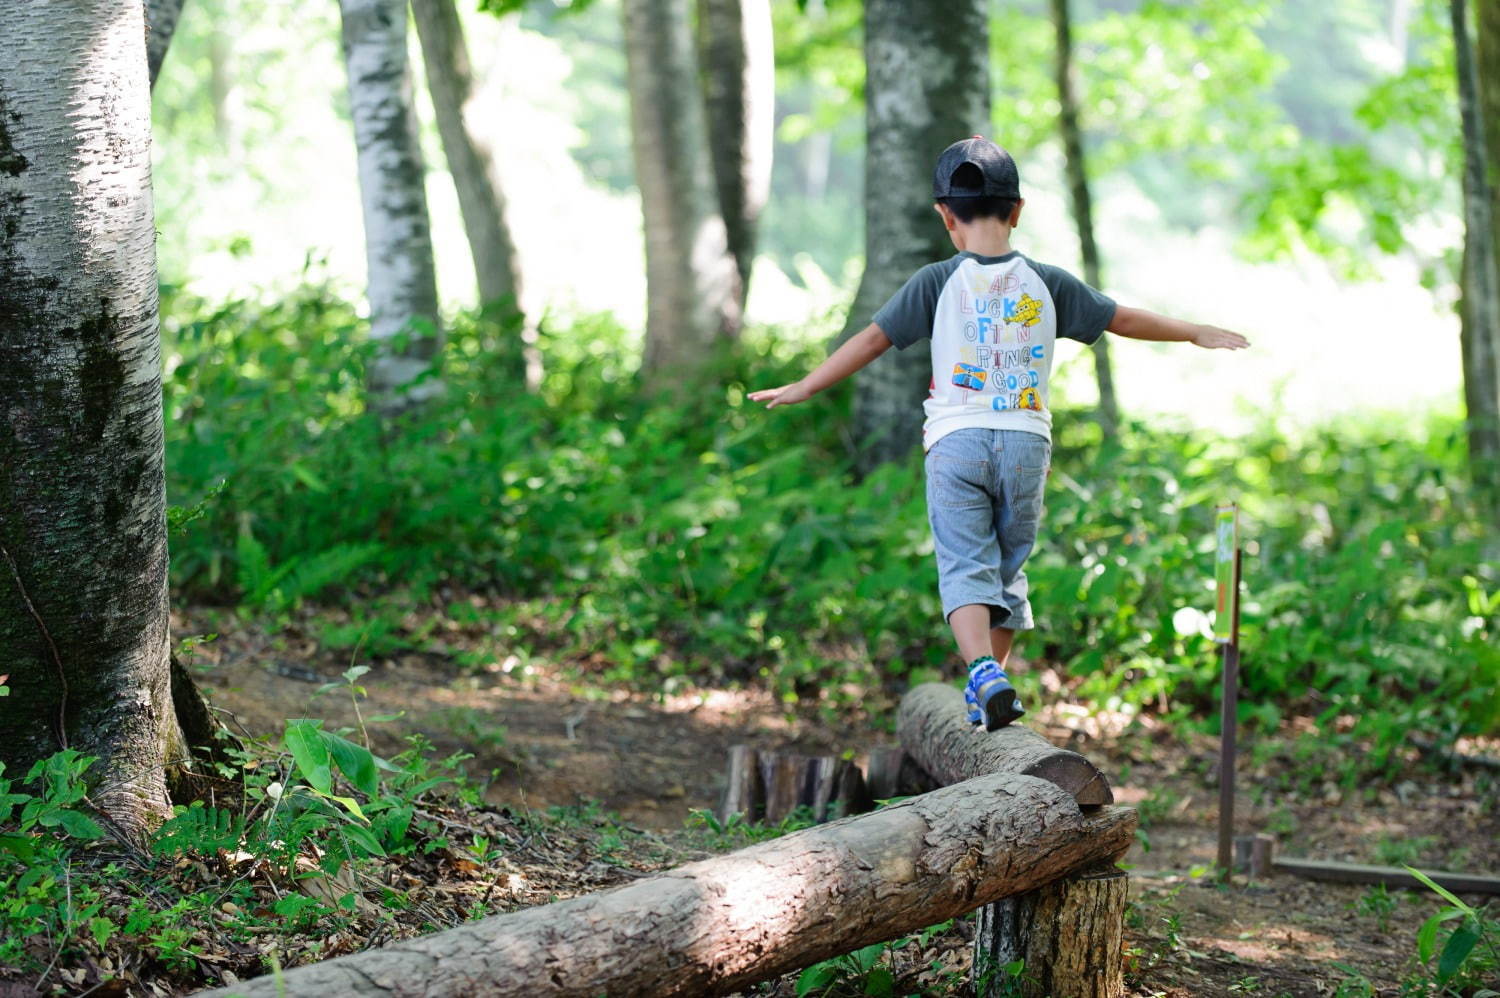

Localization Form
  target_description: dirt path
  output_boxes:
[180,607,1499,995]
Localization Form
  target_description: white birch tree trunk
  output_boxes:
[1453,0,1500,523]
[696,0,774,305]
[623,0,741,382]
[411,0,531,388]
[0,0,184,840]
[146,0,187,89]
[844,0,989,471]
[338,0,444,411]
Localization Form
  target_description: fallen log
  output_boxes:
[897,682,1113,806]
[201,772,1136,998]
[864,744,939,801]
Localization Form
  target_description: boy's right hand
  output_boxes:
[748,381,814,409]
[1190,325,1250,350]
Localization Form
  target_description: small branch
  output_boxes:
[0,540,69,749]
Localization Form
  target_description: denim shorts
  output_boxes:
[924,428,1050,630]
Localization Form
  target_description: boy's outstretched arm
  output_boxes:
[1108,306,1250,350]
[749,323,894,408]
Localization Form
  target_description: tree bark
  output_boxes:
[1051,0,1119,438]
[0,0,183,840]
[338,0,444,411]
[696,0,774,304]
[145,0,186,90]
[623,0,741,382]
[200,772,1136,998]
[1464,0,1500,523]
[410,0,529,379]
[897,683,1115,806]
[844,0,989,472]
[975,863,1127,998]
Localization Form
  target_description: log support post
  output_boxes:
[974,864,1128,998]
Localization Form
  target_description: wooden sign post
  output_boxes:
[1214,504,1243,875]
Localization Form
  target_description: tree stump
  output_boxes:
[717,746,872,826]
[974,864,1128,998]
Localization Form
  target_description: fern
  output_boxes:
[151,804,245,857]
[236,519,383,611]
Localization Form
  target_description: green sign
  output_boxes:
[1214,504,1238,644]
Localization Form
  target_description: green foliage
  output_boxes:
[1406,866,1500,995]
[161,287,1498,760]
[0,729,475,984]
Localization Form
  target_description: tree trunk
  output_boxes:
[0,0,183,841]
[1052,0,1119,437]
[623,0,741,382]
[1465,0,1500,524]
[844,0,989,472]
[897,683,1115,806]
[696,0,774,305]
[338,0,444,411]
[975,863,1128,998]
[200,772,1137,998]
[146,0,187,89]
[411,0,532,386]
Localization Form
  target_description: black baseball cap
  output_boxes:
[932,135,1021,200]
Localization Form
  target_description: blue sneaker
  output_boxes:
[966,657,1026,731]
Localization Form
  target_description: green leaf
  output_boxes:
[1404,866,1473,913]
[284,720,333,795]
[89,917,115,947]
[1417,910,1465,963]
[1437,923,1480,983]
[322,730,379,797]
[52,809,104,840]
[341,822,386,858]
[0,833,37,862]
[864,966,895,997]
[309,787,366,821]
[796,962,838,997]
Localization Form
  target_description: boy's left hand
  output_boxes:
[1191,325,1250,350]
[748,381,813,408]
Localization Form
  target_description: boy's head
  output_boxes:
[932,136,1023,230]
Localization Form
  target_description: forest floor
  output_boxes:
[176,601,1500,997]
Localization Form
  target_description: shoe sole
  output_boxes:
[977,682,1020,732]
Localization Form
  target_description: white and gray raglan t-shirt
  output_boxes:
[872,250,1116,451]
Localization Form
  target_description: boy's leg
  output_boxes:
[950,603,997,664]
[990,625,1015,668]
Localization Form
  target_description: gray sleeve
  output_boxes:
[870,260,954,350]
[1033,261,1116,345]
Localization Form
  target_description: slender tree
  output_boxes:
[411,0,530,384]
[0,0,188,839]
[338,0,444,410]
[843,0,989,470]
[623,0,741,379]
[696,0,775,304]
[1453,0,1500,520]
[146,0,187,89]
[1051,0,1119,437]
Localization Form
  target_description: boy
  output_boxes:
[749,136,1249,731]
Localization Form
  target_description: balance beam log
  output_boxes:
[199,773,1135,998]
[897,683,1114,806]
[899,683,1127,998]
